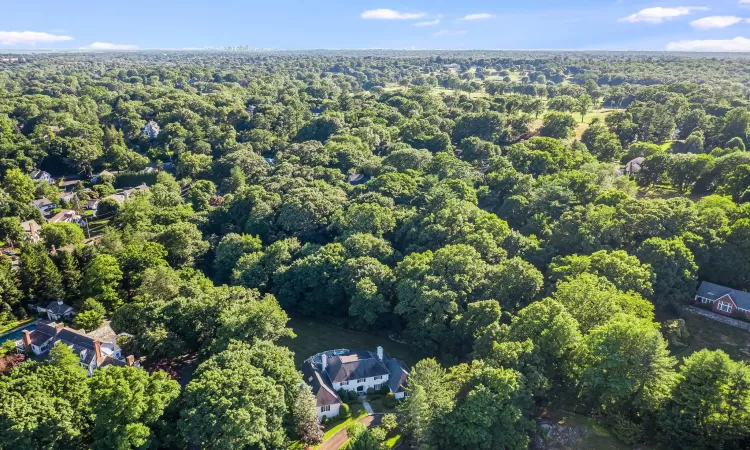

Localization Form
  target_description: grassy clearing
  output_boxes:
[322,404,368,441]
[433,86,488,99]
[383,435,401,448]
[367,397,397,414]
[541,411,655,450]
[671,311,750,363]
[289,404,368,450]
[279,316,423,367]
[573,108,618,140]
[0,317,35,336]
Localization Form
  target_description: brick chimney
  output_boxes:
[22,330,32,350]
[126,355,135,367]
[94,340,103,366]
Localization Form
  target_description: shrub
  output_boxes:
[369,427,387,442]
[378,384,390,395]
[383,392,396,408]
[381,414,397,433]
[337,388,347,399]
[366,387,375,396]
[73,310,104,331]
[339,402,351,419]
[348,391,359,402]
[346,422,366,439]
[608,415,643,445]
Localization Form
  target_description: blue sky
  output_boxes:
[2,0,750,51]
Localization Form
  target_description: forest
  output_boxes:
[0,51,749,449]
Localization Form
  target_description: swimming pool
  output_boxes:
[0,322,38,346]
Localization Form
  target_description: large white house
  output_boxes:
[16,320,136,376]
[301,346,409,421]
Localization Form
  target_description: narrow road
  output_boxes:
[319,415,382,450]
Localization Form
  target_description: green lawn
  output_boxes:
[541,411,657,450]
[671,312,750,363]
[0,317,35,336]
[288,404,367,450]
[322,404,368,441]
[367,397,397,414]
[279,316,422,367]
[383,435,401,448]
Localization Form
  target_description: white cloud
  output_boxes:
[620,6,709,24]
[0,31,73,46]
[460,13,495,21]
[690,15,744,29]
[83,42,137,50]
[414,19,440,27]
[361,9,426,20]
[435,30,467,36]
[666,36,750,51]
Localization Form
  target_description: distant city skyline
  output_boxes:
[3,1,750,52]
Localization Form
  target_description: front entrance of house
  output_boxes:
[357,386,364,392]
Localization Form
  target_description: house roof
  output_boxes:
[48,210,80,223]
[386,358,410,394]
[301,360,341,407]
[20,220,40,233]
[324,350,391,383]
[100,355,126,368]
[86,321,117,343]
[30,198,54,207]
[30,169,50,179]
[697,281,750,310]
[27,328,55,346]
[46,301,73,315]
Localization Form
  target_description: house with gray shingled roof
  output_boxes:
[695,281,750,318]
[16,320,136,376]
[301,346,409,420]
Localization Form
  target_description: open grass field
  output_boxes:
[279,316,423,367]
[541,411,658,450]
[671,311,750,363]
[573,108,619,139]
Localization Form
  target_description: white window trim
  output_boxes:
[357,378,366,383]
[321,405,331,412]
[717,301,732,313]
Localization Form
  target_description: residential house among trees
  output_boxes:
[20,220,41,243]
[695,281,750,318]
[42,299,75,321]
[48,209,85,227]
[30,169,53,184]
[142,121,161,140]
[17,321,135,376]
[30,198,56,216]
[300,346,409,420]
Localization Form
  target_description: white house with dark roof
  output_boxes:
[301,346,409,420]
[142,121,161,140]
[43,299,75,321]
[16,320,135,375]
[695,281,750,318]
[30,169,53,185]
[30,198,56,215]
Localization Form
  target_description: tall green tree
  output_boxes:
[89,367,180,450]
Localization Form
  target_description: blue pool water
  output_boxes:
[0,322,37,345]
